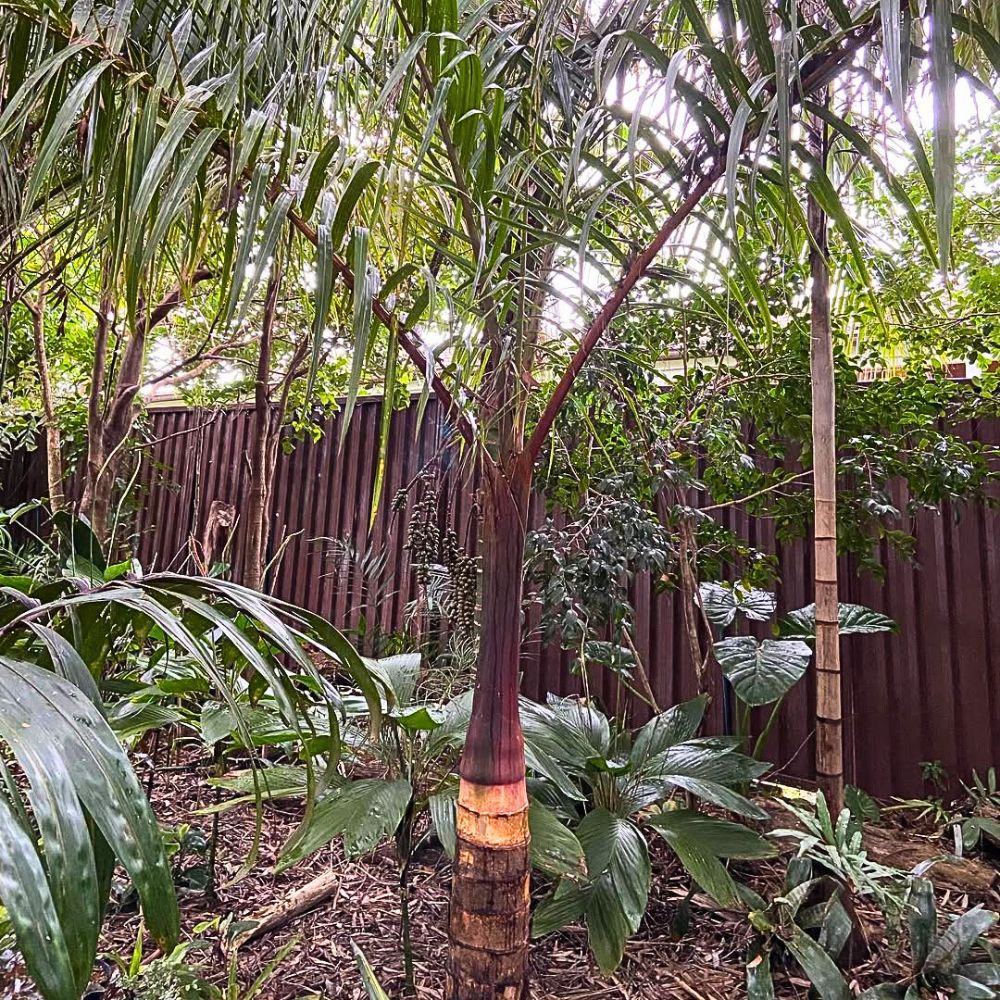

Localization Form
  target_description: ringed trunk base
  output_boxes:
[447,779,530,1000]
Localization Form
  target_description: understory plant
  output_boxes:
[861,879,999,1000]
[524,693,776,971]
[700,582,895,757]
[0,510,378,1000]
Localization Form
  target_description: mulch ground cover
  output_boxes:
[2,759,998,1000]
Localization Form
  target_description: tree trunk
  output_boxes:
[448,458,531,1000]
[80,299,112,539]
[243,265,281,592]
[27,288,65,512]
[808,105,844,813]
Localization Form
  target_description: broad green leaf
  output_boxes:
[576,809,650,973]
[779,603,896,639]
[714,637,812,707]
[532,879,586,937]
[428,784,458,858]
[367,653,421,707]
[0,792,78,1000]
[0,658,177,955]
[666,776,769,820]
[529,800,586,879]
[881,0,905,113]
[699,582,776,628]
[645,810,775,860]
[108,702,184,741]
[301,135,342,220]
[630,694,708,765]
[924,906,997,976]
[277,778,412,868]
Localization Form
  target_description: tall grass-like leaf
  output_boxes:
[139,126,221,272]
[930,0,956,273]
[0,658,178,977]
[306,210,335,402]
[22,60,113,211]
[330,160,380,252]
[881,0,905,113]
[341,226,374,440]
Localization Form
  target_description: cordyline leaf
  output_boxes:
[714,637,812,706]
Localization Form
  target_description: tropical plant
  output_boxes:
[250,653,585,991]
[0,511,379,1000]
[744,856,858,1000]
[953,768,1000,855]
[773,794,910,927]
[5,0,1000,990]
[702,581,895,760]
[524,693,776,972]
[859,880,1000,1000]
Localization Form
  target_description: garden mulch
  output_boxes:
[2,759,998,1000]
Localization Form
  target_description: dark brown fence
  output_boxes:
[3,398,999,798]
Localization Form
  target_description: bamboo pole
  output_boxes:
[808,100,844,813]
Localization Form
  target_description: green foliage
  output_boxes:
[0,510,377,1000]
[525,694,775,972]
[772,794,910,926]
[859,880,1000,999]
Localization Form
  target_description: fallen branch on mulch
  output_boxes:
[229,870,341,951]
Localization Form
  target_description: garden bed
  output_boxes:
[24,765,992,1000]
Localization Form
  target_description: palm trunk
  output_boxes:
[27,289,65,512]
[808,105,844,813]
[448,458,531,1000]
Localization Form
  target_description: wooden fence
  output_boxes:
[2,396,998,798]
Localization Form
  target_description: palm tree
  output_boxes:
[3,0,998,994]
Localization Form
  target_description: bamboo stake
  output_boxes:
[808,98,844,813]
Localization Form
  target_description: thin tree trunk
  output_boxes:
[26,287,64,511]
[80,296,112,538]
[243,264,282,592]
[448,457,531,1000]
[808,103,844,813]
